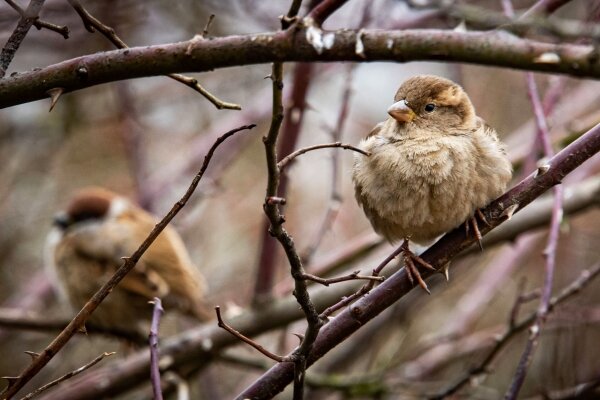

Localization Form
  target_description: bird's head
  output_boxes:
[53,187,127,232]
[387,75,476,132]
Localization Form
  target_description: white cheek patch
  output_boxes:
[43,228,67,300]
[109,197,129,218]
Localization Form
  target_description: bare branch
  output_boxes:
[433,262,600,399]
[66,0,240,110]
[503,2,564,397]
[235,120,600,399]
[215,306,288,363]
[301,270,384,287]
[149,298,164,400]
[2,29,599,109]
[306,0,350,26]
[0,0,46,77]
[0,124,255,400]
[277,142,369,171]
[19,352,115,400]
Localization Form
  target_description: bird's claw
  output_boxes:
[465,209,489,251]
[401,240,435,294]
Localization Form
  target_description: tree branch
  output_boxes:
[0,124,256,400]
[1,28,598,109]
[235,121,600,399]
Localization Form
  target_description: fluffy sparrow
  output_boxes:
[46,187,211,335]
[353,75,512,292]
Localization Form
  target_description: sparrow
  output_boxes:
[352,75,512,293]
[45,187,212,335]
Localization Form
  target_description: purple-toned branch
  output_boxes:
[149,298,164,400]
[303,64,356,263]
[2,28,600,109]
[4,0,68,39]
[67,0,240,110]
[19,352,115,400]
[433,262,600,399]
[0,0,46,78]
[0,124,256,400]
[253,62,315,305]
[235,121,600,399]
[502,1,564,397]
[277,142,368,171]
[306,0,350,26]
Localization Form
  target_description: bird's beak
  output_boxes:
[387,99,415,123]
[53,212,72,230]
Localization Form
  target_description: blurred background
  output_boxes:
[0,0,599,398]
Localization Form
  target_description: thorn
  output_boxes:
[440,262,451,281]
[2,376,18,387]
[501,204,519,221]
[535,164,551,177]
[24,351,39,360]
[292,333,304,343]
[46,87,64,112]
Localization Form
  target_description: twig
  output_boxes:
[534,373,600,399]
[302,65,355,263]
[421,1,594,41]
[261,59,322,400]
[236,119,600,398]
[215,306,288,363]
[521,0,574,19]
[149,298,164,400]
[4,0,68,38]
[0,0,46,78]
[66,0,240,110]
[306,0,350,26]
[319,244,404,318]
[4,29,600,109]
[432,262,600,399]
[301,270,384,287]
[18,352,115,400]
[277,142,369,171]
[202,14,215,37]
[502,3,564,397]
[508,280,540,328]
[0,307,147,343]
[0,123,255,400]
[253,61,315,306]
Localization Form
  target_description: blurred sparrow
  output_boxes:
[353,75,512,292]
[46,187,211,335]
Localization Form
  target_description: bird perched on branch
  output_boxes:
[353,75,512,293]
[46,187,211,336]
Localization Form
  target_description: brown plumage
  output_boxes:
[46,187,211,335]
[353,75,512,291]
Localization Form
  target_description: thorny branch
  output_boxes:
[432,262,600,400]
[0,124,255,399]
[302,64,357,263]
[261,59,321,400]
[0,0,46,78]
[4,0,69,39]
[215,306,288,363]
[149,298,164,400]
[253,62,315,305]
[503,2,565,398]
[236,121,600,398]
[3,28,600,109]
[18,352,115,400]
[66,0,240,110]
[277,142,369,171]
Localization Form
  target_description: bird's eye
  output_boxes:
[424,103,436,112]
